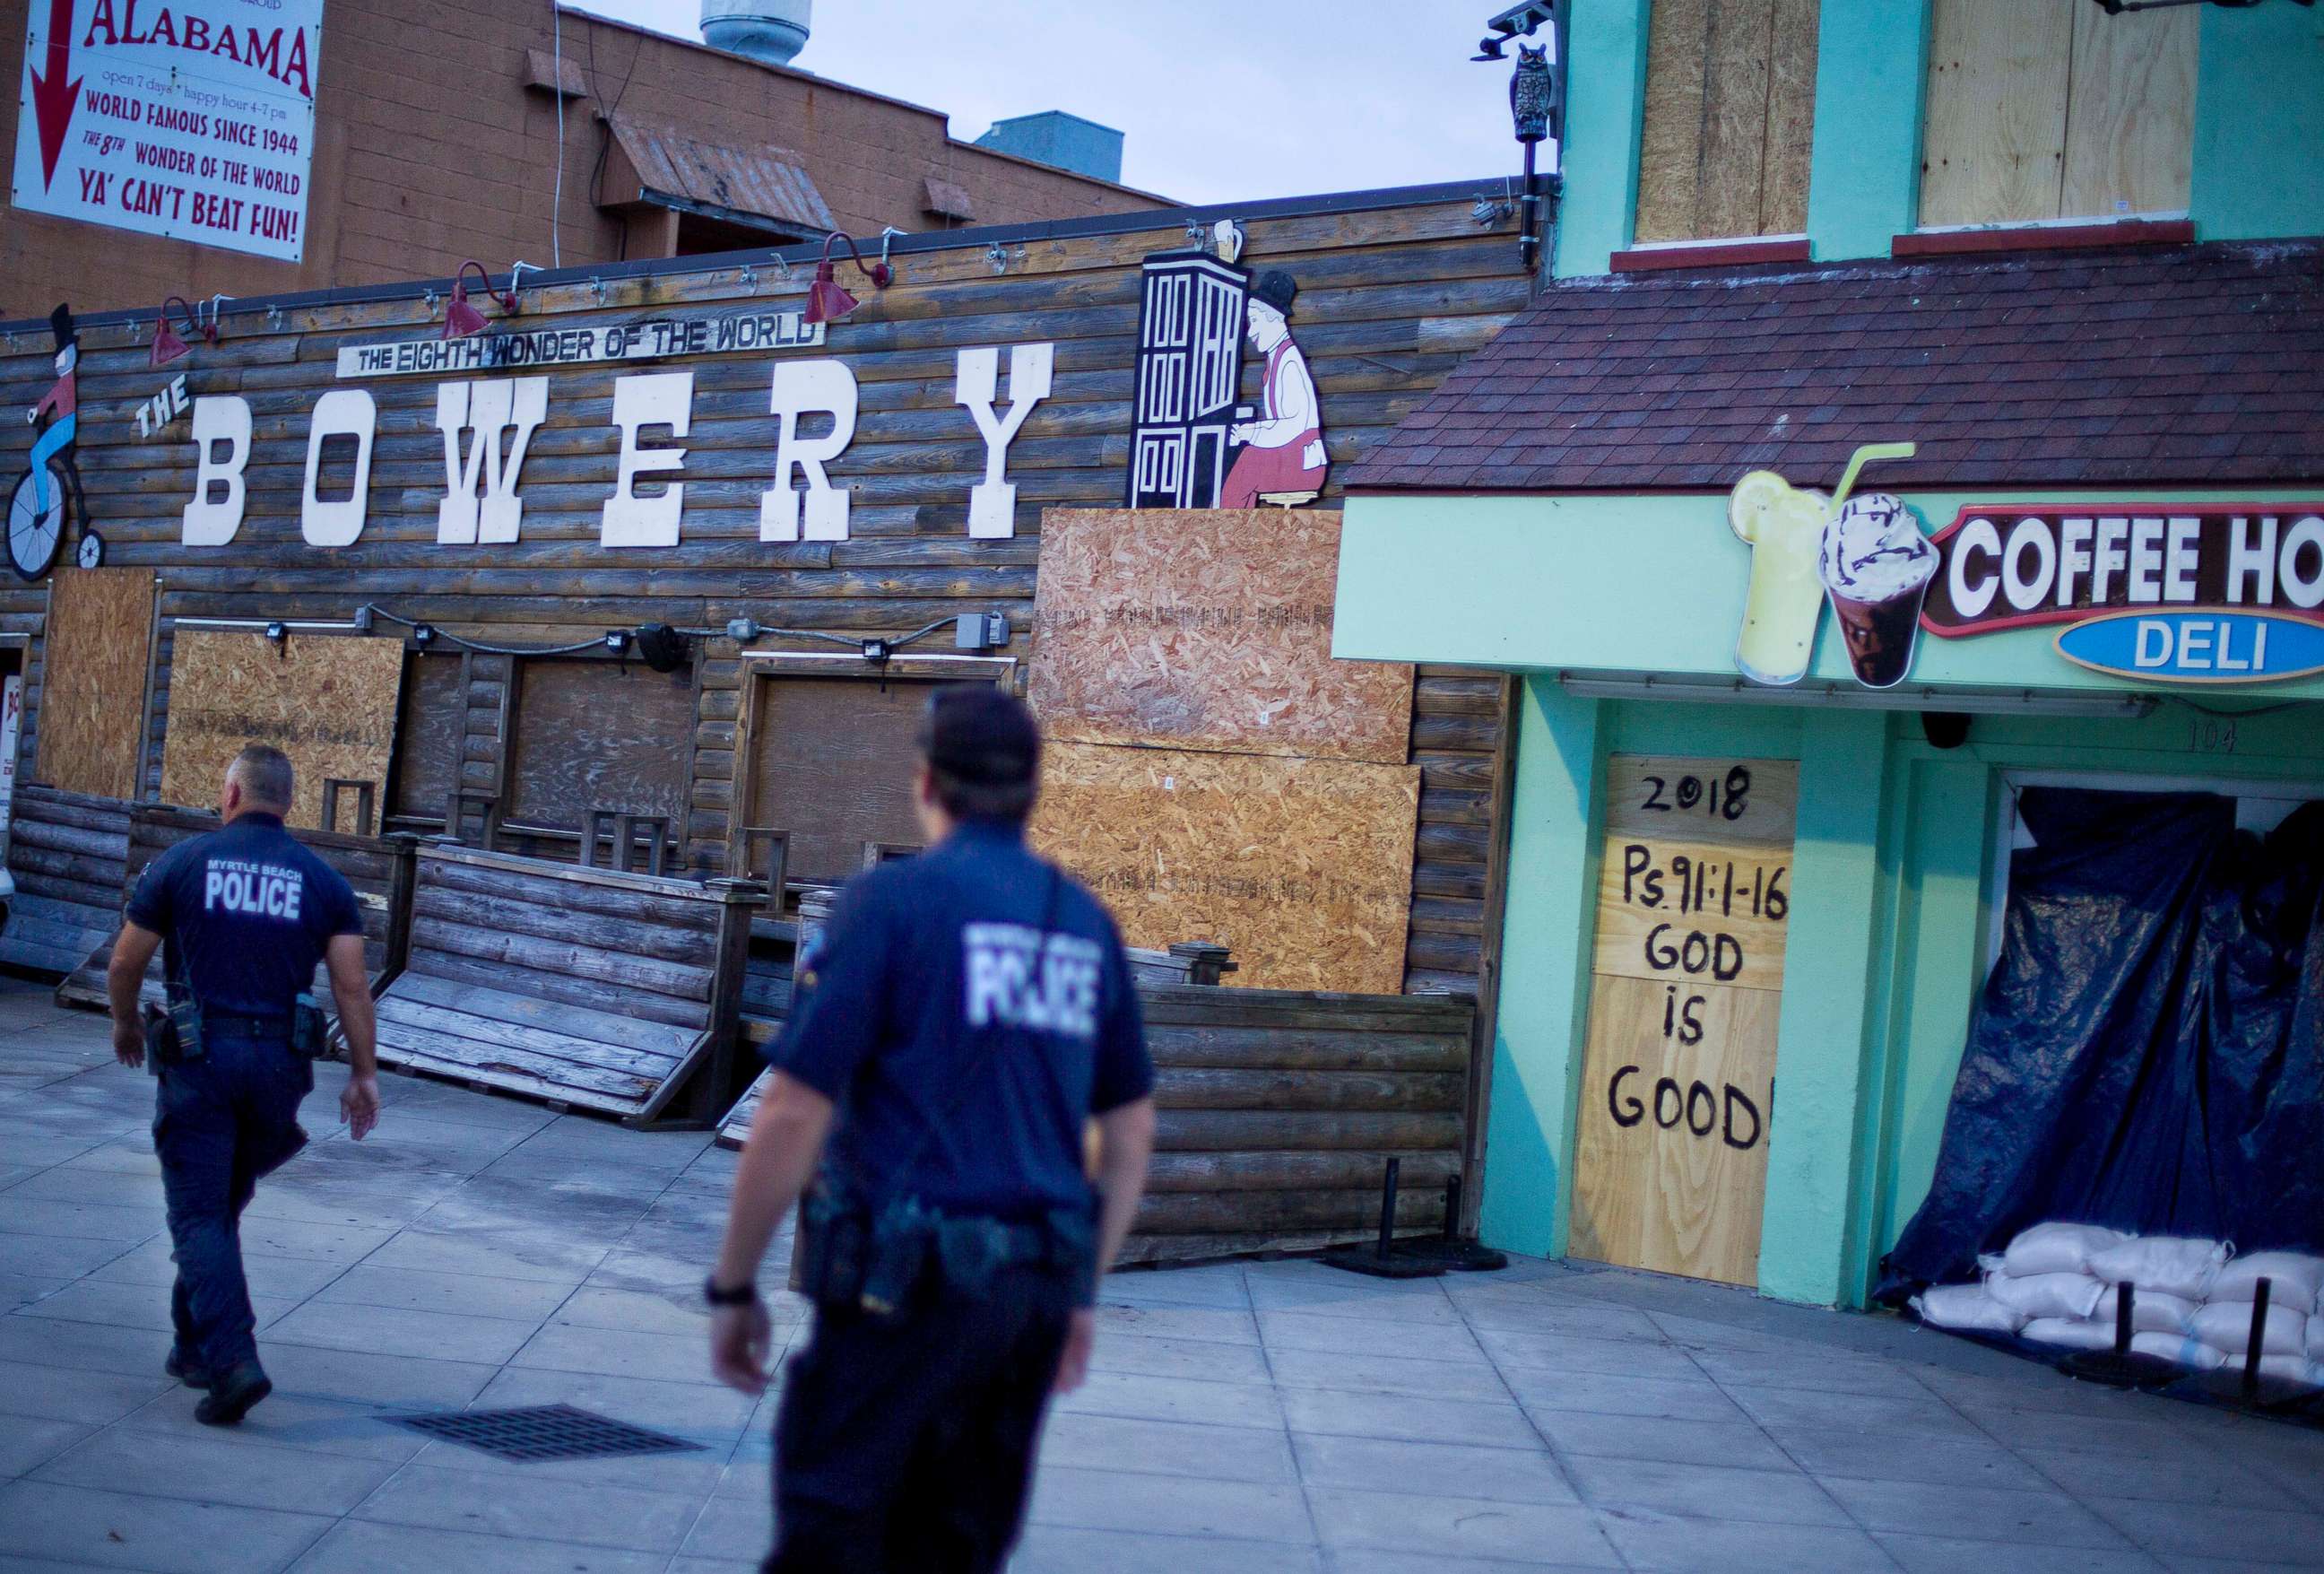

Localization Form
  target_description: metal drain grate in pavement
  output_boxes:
[389,1404,706,1462]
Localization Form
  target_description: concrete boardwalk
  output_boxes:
[0,981,2320,1572]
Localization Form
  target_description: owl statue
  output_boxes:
[1510,43,1555,144]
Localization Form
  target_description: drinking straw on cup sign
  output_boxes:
[1829,442,1916,510]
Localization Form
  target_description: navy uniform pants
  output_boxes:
[152,1030,311,1376]
[767,1262,1075,1574]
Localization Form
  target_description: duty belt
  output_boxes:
[204,1013,290,1037]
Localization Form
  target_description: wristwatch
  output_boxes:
[704,1274,759,1308]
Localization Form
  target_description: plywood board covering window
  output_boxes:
[389,651,465,825]
[1635,0,1819,243]
[158,631,404,830]
[505,658,695,835]
[745,674,968,886]
[37,568,155,801]
[1031,741,1420,996]
[1920,0,2195,228]
[1028,509,1413,765]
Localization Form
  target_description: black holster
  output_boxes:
[290,992,328,1058]
[143,994,204,1066]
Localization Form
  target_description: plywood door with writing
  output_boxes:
[1570,755,1795,1288]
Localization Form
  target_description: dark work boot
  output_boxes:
[164,1346,213,1390]
[194,1362,272,1426]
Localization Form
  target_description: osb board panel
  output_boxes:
[1760,0,1820,235]
[1030,742,1419,995]
[1635,0,1713,243]
[37,568,155,801]
[1028,509,1413,765]
[1635,0,1816,243]
[1920,0,2072,226]
[159,631,404,830]
[2061,0,2195,222]
[1591,833,1794,993]
[1568,974,1777,1287]
[1602,757,1799,848]
[1696,0,1777,242]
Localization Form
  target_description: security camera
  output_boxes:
[1474,2,1557,61]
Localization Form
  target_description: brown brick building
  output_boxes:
[0,2,1166,320]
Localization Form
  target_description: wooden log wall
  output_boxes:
[1130,983,1475,1264]
[726,930,1472,1264]
[0,193,1524,1012]
[53,806,410,1011]
[0,787,134,978]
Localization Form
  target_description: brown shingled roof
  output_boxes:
[1346,240,2324,493]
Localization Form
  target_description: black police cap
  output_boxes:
[918,686,1040,786]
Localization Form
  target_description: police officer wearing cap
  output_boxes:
[707,686,1157,1573]
[108,744,382,1427]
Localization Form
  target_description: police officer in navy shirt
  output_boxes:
[108,744,381,1427]
[707,687,1157,1574]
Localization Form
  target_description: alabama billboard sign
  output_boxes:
[12,0,325,261]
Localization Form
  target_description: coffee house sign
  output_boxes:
[1921,505,2324,683]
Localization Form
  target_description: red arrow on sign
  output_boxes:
[29,0,82,190]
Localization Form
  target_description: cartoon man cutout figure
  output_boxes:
[26,306,79,517]
[1221,270,1327,507]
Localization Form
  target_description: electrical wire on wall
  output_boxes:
[355,604,976,664]
[549,0,565,267]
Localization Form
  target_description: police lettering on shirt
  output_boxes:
[962,923,1100,1039]
[202,858,305,922]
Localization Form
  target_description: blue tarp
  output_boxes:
[1880,787,2324,1300]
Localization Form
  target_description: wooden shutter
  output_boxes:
[505,658,695,834]
[1634,0,1820,244]
[1920,0,2194,228]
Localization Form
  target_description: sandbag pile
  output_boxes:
[1910,1223,2324,1386]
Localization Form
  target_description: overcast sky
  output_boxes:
[568,0,1541,205]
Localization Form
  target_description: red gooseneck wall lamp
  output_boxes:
[442,261,521,339]
[803,231,893,326]
[150,295,217,369]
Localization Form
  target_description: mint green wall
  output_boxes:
[1550,0,2321,277]
[1335,490,2324,702]
[1760,710,1892,1305]
[1550,0,1651,278]
[1481,683,2324,1309]
[1803,0,1929,262]
[2192,2,2324,242]
[1478,684,1607,1257]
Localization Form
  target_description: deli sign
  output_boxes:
[1921,506,2324,683]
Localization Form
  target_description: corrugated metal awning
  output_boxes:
[601,114,836,238]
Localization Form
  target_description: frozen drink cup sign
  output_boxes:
[1819,493,1936,689]
[1729,471,1829,686]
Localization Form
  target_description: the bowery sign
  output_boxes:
[1921,506,2324,636]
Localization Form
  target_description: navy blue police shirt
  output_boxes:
[125,813,363,1020]
[773,818,1153,1218]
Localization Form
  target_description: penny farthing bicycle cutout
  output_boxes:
[11,305,88,583]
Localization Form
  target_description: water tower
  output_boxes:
[702,0,811,66]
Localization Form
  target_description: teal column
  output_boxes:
[1552,0,1652,278]
[1757,709,1890,1307]
[1860,756,1992,1287]
[1478,681,1607,1257]
[1804,0,1930,261]
[2192,3,2324,241]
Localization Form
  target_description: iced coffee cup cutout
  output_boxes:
[1726,442,1922,689]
